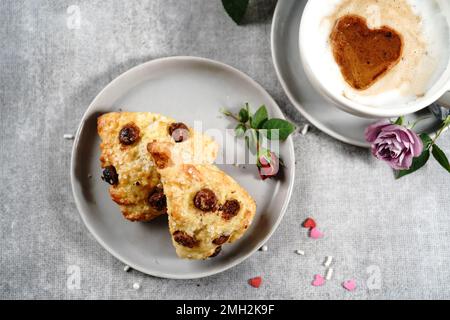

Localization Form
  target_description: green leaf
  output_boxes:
[220,107,232,117]
[235,123,246,137]
[262,118,296,140]
[394,116,404,126]
[420,133,433,150]
[245,103,252,125]
[221,0,249,25]
[250,105,268,129]
[238,108,249,123]
[396,149,430,179]
[432,144,450,173]
[443,115,450,128]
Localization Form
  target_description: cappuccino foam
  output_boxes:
[305,0,450,108]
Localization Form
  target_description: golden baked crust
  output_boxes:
[149,142,256,259]
[97,112,218,222]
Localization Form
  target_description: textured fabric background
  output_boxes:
[1,0,449,300]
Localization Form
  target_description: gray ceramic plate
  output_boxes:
[70,56,295,279]
[272,0,444,148]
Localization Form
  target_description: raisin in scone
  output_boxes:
[148,142,256,259]
[97,112,218,222]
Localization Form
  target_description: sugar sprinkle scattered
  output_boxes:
[248,276,262,288]
[63,134,74,140]
[295,250,305,256]
[302,218,316,229]
[123,265,131,272]
[133,282,140,290]
[343,279,357,291]
[301,124,310,135]
[325,268,334,280]
[259,245,268,252]
[312,274,325,286]
[310,227,324,239]
[323,256,333,267]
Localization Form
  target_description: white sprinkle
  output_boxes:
[295,250,305,256]
[132,282,140,290]
[63,134,75,140]
[260,245,268,252]
[323,256,333,267]
[123,265,131,272]
[301,124,309,136]
[325,268,334,280]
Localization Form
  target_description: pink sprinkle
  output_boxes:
[343,279,357,291]
[310,227,323,239]
[312,274,325,286]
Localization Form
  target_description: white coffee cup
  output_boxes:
[299,0,450,119]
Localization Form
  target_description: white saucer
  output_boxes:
[271,0,443,148]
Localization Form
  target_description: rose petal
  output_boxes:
[364,120,391,143]
[410,131,423,156]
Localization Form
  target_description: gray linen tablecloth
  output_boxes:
[1,0,449,299]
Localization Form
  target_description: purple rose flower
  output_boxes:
[365,120,423,170]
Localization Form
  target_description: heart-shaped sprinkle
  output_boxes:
[302,218,316,229]
[310,227,323,239]
[248,276,262,288]
[312,274,325,287]
[343,279,357,291]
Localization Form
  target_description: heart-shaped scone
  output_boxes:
[148,141,256,260]
[97,112,218,222]
[330,14,403,90]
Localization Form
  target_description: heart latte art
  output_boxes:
[330,14,403,90]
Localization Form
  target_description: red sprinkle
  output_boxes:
[303,218,316,229]
[248,276,262,288]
